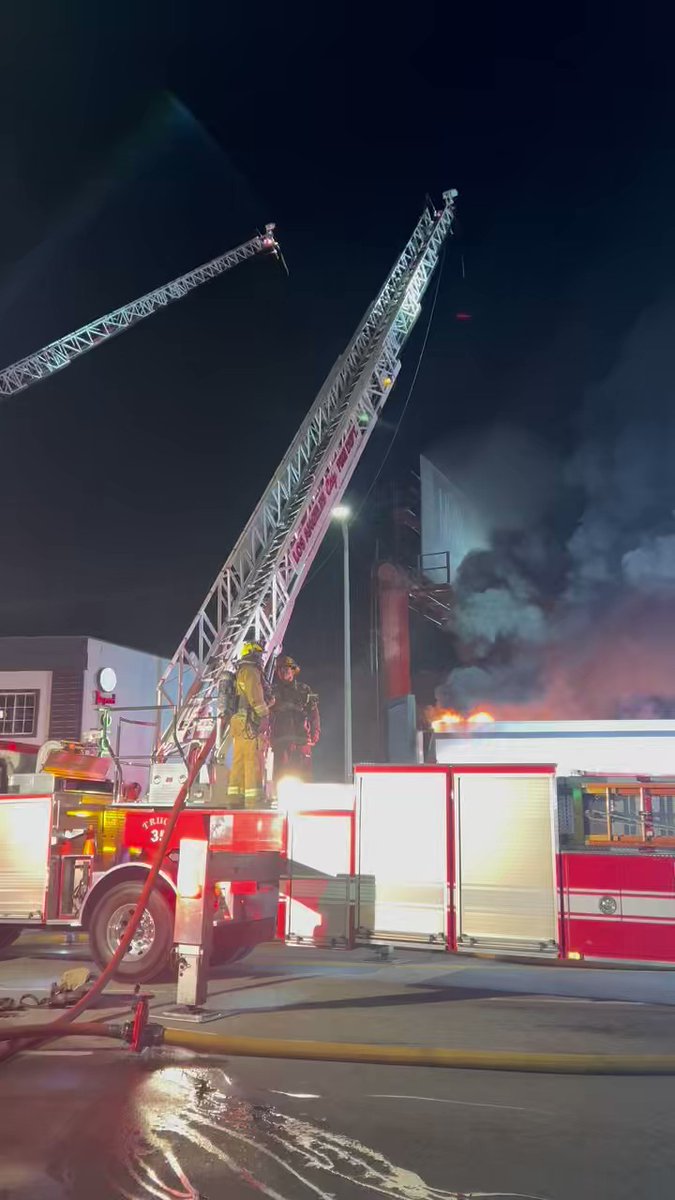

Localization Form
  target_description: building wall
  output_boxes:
[0,637,88,747]
[385,695,417,763]
[433,720,675,776]
[0,637,88,673]
[0,637,168,790]
[82,639,169,788]
[420,455,486,580]
[48,671,85,740]
[0,669,53,745]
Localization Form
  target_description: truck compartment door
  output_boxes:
[283,811,354,945]
[455,771,558,955]
[355,768,449,946]
[0,795,53,921]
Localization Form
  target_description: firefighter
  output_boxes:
[227,641,272,809]
[271,655,320,783]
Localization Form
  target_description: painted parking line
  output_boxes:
[276,960,479,971]
[478,995,648,1005]
[26,1050,95,1057]
[369,1093,553,1115]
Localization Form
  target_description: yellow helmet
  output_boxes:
[240,641,264,659]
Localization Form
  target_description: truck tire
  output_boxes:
[89,882,174,983]
[0,927,21,952]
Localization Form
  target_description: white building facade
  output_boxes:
[0,636,168,780]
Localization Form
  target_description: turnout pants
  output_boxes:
[273,741,313,782]
[228,712,265,808]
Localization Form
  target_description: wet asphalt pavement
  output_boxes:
[1,936,675,1198]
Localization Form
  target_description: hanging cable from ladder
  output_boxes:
[0,226,281,399]
[156,190,458,765]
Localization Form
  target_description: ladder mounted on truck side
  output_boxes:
[156,190,458,765]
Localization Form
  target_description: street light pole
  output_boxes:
[342,518,352,782]
[333,506,353,781]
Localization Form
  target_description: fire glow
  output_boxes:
[430,708,495,732]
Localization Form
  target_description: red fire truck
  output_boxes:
[279,765,675,968]
[3,753,675,980]
[0,747,284,982]
[0,195,459,980]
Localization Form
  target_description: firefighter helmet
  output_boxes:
[240,641,264,659]
[277,655,300,674]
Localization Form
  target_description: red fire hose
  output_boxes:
[0,728,215,1064]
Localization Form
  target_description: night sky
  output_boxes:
[1,6,674,774]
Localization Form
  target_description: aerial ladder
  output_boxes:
[0,225,281,398]
[0,193,457,783]
[156,190,458,779]
[0,193,457,989]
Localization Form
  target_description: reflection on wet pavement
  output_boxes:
[112,1061,547,1200]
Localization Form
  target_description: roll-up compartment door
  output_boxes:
[455,771,558,953]
[355,768,449,945]
[0,796,52,920]
[284,811,353,945]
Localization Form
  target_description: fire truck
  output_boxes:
[0,193,459,980]
[279,761,675,968]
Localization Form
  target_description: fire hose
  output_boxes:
[0,723,214,1065]
[3,1005,675,1075]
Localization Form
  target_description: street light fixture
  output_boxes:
[332,505,352,780]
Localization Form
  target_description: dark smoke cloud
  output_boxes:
[567,305,675,595]
[437,303,675,718]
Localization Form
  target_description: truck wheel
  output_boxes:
[0,927,20,952]
[89,882,174,983]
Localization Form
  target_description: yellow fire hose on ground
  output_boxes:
[2,1015,675,1075]
[159,1030,675,1076]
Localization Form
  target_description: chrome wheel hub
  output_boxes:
[106,904,156,960]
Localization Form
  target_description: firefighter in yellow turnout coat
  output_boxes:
[227,642,271,808]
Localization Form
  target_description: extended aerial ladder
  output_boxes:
[0,193,458,989]
[156,190,458,771]
[0,226,281,398]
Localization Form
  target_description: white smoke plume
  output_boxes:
[436,303,675,718]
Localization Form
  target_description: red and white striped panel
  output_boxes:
[561,852,675,964]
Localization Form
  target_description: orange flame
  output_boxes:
[429,709,463,732]
[427,707,497,731]
[427,710,458,729]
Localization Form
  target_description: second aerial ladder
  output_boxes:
[0,226,281,399]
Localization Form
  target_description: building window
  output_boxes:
[0,691,39,737]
